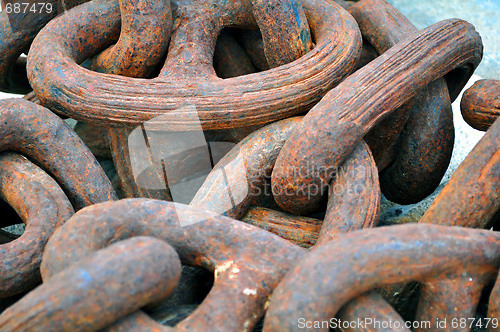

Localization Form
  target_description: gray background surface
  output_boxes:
[387,0,499,79]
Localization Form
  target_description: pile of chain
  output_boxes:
[1,0,499,330]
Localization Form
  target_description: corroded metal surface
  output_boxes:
[236,29,270,71]
[0,237,182,331]
[378,79,453,204]
[213,29,257,78]
[461,79,500,131]
[353,42,377,71]
[106,0,313,200]
[348,0,416,168]
[336,291,409,332]
[1,0,497,327]
[27,0,361,129]
[349,0,455,205]
[0,98,117,210]
[192,119,380,247]
[109,127,174,200]
[109,116,267,200]
[271,19,482,214]
[81,0,173,198]
[86,0,171,77]
[339,110,500,328]
[334,0,354,10]
[22,91,41,105]
[74,122,112,159]
[263,224,500,331]
[0,152,74,298]
[0,0,89,93]
[316,140,380,246]
[242,206,322,248]
[489,273,500,321]
[250,0,312,67]
[190,117,303,219]
[34,199,304,331]
[418,116,500,229]
[78,0,172,164]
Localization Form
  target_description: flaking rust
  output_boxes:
[349,0,455,204]
[0,199,305,332]
[264,224,500,332]
[0,99,116,210]
[0,0,90,93]
[461,79,500,131]
[0,0,498,328]
[272,18,482,214]
[0,152,73,298]
[27,0,361,129]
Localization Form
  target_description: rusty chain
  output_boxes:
[0,152,74,298]
[0,199,304,331]
[263,224,500,331]
[271,18,482,214]
[461,79,500,131]
[0,98,116,209]
[348,0,455,204]
[0,0,499,329]
[0,0,88,93]
[27,0,361,129]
